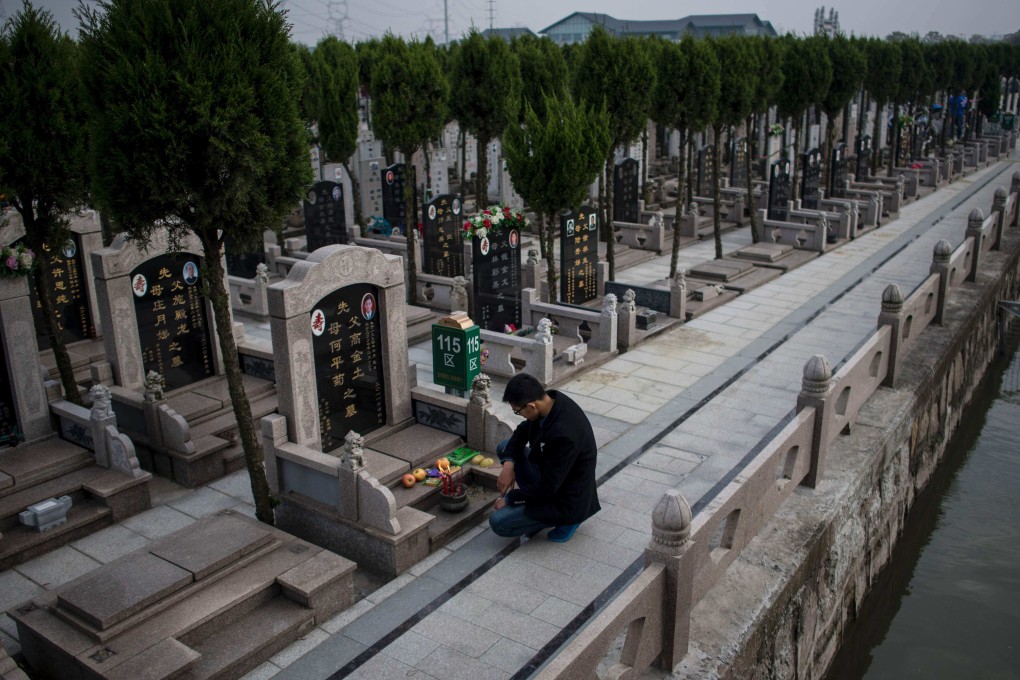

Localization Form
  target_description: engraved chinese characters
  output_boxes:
[613,159,640,224]
[855,135,872,180]
[0,340,16,438]
[560,205,599,305]
[471,228,522,332]
[304,181,348,252]
[697,144,716,197]
[801,148,821,210]
[830,143,848,197]
[422,194,464,277]
[767,159,792,222]
[730,137,749,189]
[381,163,408,233]
[311,283,386,451]
[130,255,214,390]
[24,235,94,349]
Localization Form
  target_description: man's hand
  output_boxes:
[497,461,516,495]
[494,496,506,510]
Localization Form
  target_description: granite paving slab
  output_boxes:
[731,242,794,262]
[164,390,221,421]
[689,258,755,281]
[149,513,273,580]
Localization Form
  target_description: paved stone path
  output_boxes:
[0,156,1014,680]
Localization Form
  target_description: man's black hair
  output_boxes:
[503,373,547,405]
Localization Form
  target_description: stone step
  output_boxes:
[0,465,108,529]
[184,596,314,680]
[0,439,94,496]
[0,500,112,571]
[190,394,278,441]
[369,424,464,472]
[425,486,500,552]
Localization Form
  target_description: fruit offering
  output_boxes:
[401,473,416,488]
[470,454,485,465]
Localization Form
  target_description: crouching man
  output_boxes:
[488,373,600,542]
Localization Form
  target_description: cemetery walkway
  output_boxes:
[0,155,1015,680]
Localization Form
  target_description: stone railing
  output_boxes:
[754,210,829,254]
[50,385,148,480]
[614,220,666,253]
[535,178,1019,680]
[522,288,619,353]
[478,328,554,385]
[829,186,884,226]
[227,269,271,319]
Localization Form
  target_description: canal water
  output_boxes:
[825,327,1020,680]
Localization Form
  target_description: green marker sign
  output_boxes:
[432,314,481,392]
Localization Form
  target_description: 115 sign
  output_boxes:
[432,321,481,392]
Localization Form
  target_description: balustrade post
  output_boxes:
[645,490,694,670]
[877,284,904,388]
[1012,172,1020,227]
[991,187,1007,249]
[669,270,688,320]
[930,240,953,325]
[965,209,984,282]
[796,355,834,488]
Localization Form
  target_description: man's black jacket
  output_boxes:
[503,390,601,526]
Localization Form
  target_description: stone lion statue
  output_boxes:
[90,384,113,419]
[340,430,365,470]
[143,371,165,402]
[535,318,554,344]
[470,373,492,406]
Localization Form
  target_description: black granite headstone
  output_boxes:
[855,134,872,180]
[422,194,464,277]
[224,235,265,280]
[697,144,716,197]
[830,143,848,197]
[559,205,599,305]
[729,137,749,189]
[0,339,16,440]
[613,158,640,224]
[303,181,348,252]
[130,254,214,390]
[767,159,792,222]
[471,227,522,332]
[603,281,670,315]
[21,235,95,349]
[310,283,387,452]
[381,163,408,233]
[800,148,821,210]
[912,123,927,160]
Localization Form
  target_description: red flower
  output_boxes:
[483,219,491,227]
[482,209,491,216]
[502,206,511,214]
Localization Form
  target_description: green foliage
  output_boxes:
[710,36,756,127]
[450,30,522,145]
[315,36,359,164]
[650,36,720,132]
[294,43,321,125]
[894,38,926,104]
[510,34,569,120]
[821,35,867,117]
[864,37,902,105]
[355,38,382,93]
[975,48,1002,117]
[574,27,654,147]
[778,35,832,119]
[371,35,448,157]
[502,93,610,216]
[0,0,87,244]
[78,0,311,254]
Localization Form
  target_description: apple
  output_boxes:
[412,468,427,481]
[401,473,416,488]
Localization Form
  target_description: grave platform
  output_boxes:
[686,256,783,295]
[0,437,151,570]
[731,243,821,273]
[9,509,356,680]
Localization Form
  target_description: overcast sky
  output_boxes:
[6,0,1019,45]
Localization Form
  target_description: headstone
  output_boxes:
[830,143,848,197]
[613,159,640,224]
[24,235,95,349]
[855,134,872,180]
[559,205,599,305]
[310,146,321,180]
[422,194,464,277]
[322,164,356,229]
[224,235,265,280]
[359,157,384,220]
[486,141,501,200]
[310,283,387,451]
[0,334,16,441]
[800,148,821,210]
[471,226,522,332]
[696,144,716,197]
[767,159,792,221]
[381,163,408,233]
[729,137,749,189]
[130,255,215,390]
[912,122,927,160]
[304,180,348,252]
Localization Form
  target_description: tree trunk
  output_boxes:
[641,125,650,203]
[476,135,489,211]
[793,121,803,202]
[201,236,274,524]
[669,127,688,278]
[459,128,466,186]
[746,114,759,244]
[712,124,723,260]
[871,102,884,176]
[823,109,837,195]
[597,167,606,241]
[604,151,616,281]
[403,162,419,304]
[342,160,362,234]
[20,211,83,406]
[422,144,432,200]
[536,207,547,262]
[686,137,694,206]
[888,102,900,176]
[544,211,557,302]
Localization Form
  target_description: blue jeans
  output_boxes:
[488,438,552,537]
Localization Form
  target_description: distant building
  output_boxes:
[813,7,840,37]
[481,27,538,41]
[539,12,777,45]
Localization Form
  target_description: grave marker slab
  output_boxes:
[304,180,348,252]
[767,159,792,221]
[131,254,214,390]
[23,234,95,349]
[0,335,16,441]
[830,143,848,197]
[224,234,265,280]
[471,227,522,332]
[422,194,464,277]
[729,137,749,189]
[801,148,821,210]
[310,283,387,450]
[559,205,599,305]
[855,134,872,179]
[381,163,409,233]
[697,144,716,197]
[613,158,640,224]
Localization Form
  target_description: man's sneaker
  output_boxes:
[547,524,579,543]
